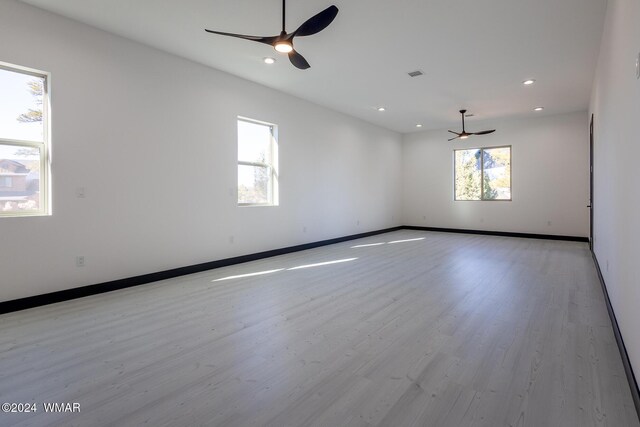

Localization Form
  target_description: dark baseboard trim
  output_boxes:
[591,252,640,421]
[0,225,589,315]
[403,225,589,242]
[0,226,402,315]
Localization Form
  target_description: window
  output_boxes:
[454,146,511,201]
[0,62,50,216]
[237,117,278,206]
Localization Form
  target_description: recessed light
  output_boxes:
[263,57,276,64]
[534,107,544,111]
[523,79,536,85]
[377,107,386,112]
[416,124,423,128]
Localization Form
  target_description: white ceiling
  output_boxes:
[20,0,607,133]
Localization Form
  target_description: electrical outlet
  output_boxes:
[547,220,552,226]
[356,220,360,226]
[229,236,235,244]
[76,256,85,267]
[636,52,640,79]
[303,226,307,233]
[76,187,86,198]
[423,215,426,221]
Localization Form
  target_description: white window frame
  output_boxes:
[0,61,51,217]
[453,145,512,202]
[237,116,279,207]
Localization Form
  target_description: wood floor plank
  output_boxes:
[0,230,637,427]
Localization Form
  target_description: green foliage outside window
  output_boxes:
[455,146,511,201]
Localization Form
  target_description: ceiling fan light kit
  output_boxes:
[274,39,293,53]
[205,0,339,70]
[447,110,496,142]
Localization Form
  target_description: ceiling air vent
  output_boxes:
[407,70,424,77]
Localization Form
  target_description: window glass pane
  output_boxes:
[482,147,511,200]
[0,68,44,142]
[455,149,482,200]
[238,164,270,204]
[238,120,272,164]
[0,143,42,213]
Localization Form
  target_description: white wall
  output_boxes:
[402,112,589,237]
[589,0,640,378]
[0,0,402,303]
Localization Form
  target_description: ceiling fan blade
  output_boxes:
[448,130,461,135]
[293,5,339,37]
[448,136,460,142]
[205,29,278,45]
[288,49,310,69]
[471,130,496,135]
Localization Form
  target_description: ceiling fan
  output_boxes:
[205,0,339,70]
[448,110,496,141]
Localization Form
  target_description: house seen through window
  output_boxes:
[237,117,279,206]
[454,146,511,201]
[0,62,50,216]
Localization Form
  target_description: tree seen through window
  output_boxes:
[454,146,511,201]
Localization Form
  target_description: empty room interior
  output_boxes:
[1,0,639,425]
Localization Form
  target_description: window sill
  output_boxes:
[0,212,51,218]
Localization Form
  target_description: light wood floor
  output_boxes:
[1,230,638,427]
